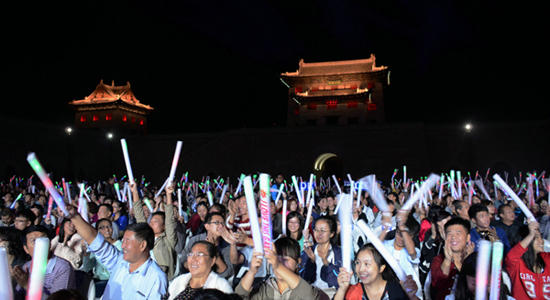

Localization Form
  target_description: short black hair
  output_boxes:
[468,203,489,220]
[204,212,223,224]
[497,204,512,218]
[16,209,37,225]
[22,225,50,246]
[444,216,471,233]
[99,203,113,214]
[126,222,155,251]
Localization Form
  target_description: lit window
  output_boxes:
[122,115,127,121]
[326,100,338,110]
[93,115,99,122]
[139,119,144,125]
[367,83,375,89]
[80,115,87,122]
[347,102,358,108]
[131,117,136,123]
[367,103,377,111]
[295,87,303,93]
[106,114,112,121]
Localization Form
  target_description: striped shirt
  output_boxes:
[226,215,251,251]
[16,256,76,300]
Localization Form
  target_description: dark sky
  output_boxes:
[2,1,547,134]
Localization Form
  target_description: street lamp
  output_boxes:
[465,124,472,132]
[66,127,72,135]
[107,133,113,139]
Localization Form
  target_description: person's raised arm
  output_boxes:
[397,210,417,260]
[265,247,300,289]
[131,181,146,223]
[520,220,539,249]
[164,183,178,249]
[67,205,98,245]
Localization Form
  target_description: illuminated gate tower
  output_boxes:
[68,80,154,134]
[280,54,390,126]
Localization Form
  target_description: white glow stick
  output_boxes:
[282,199,287,235]
[356,181,363,208]
[356,220,406,281]
[27,153,69,216]
[339,193,353,272]
[332,175,342,194]
[274,184,284,205]
[168,141,183,185]
[207,191,214,206]
[334,194,344,215]
[438,174,444,200]
[219,184,228,204]
[27,237,50,300]
[476,240,492,300]
[291,176,304,206]
[305,174,314,206]
[120,139,135,184]
[243,176,263,254]
[79,197,89,223]
[178,188,183,217]
[493,174,536,222]
[259,174,273,251]
[155,177,170,198]
[490,241,504,300]
[401,174,440,210]
[304,195,315,229]
[457,171,462,198]
[127,183,133,210]
[0,248,14,300]
[360,175,388,212]
[475,180,492,201]
[235,174,245,195]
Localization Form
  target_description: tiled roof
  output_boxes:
[68,80,153,111]
[283,54,387,77]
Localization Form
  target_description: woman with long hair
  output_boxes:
[286,211,306,251]
[50,218,86,269]
[505,220,550,299]
[419,207,452,286]
[335,243,418,300]
[112,200,128,231]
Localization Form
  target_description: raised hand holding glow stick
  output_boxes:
[219,184,228,204]
[235,174,245,196]
[0,248,14,300]
[360,175,389,212]
[27,237,50,300]
[120,139,135,184]
[339,193,353,272]
[476,240,492,300]
[493,174,536,222]
[243,176,263,254]
[356,220,406,281]
[274,184,284,205]
[259,174,272,251]
[144,198,154,213]
[401,174,440,211]
[155,177,170,198]
[489,241,504,300]
[304,194,315,229]
[78,197,89,223]
[27,153,69,216]
[291,176,304,206]
[475,180,492,200]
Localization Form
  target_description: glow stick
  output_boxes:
[113,182,121,200]
[339,193,353,272]
[332,175,342,194]
[291,176,304,206]
[527,175,535,206]
[207,191,214,206]
[305,174,314,206]
[485,168,491,183]
[0,248,13,300]
[155,177,170,198]
[360,175,388,212]
[120,139,135,184]
[178,188,183,216]
[356,220,406,281]
[144,198,154,213]
[46,195,54,220]
[391,168,398,182]
[334,193,345,215]
[356,181,363,208]
[282,199,287,235]
[259,174,272,251]
[468,181,474,205]
[304,194,315,229]
[476,240,492,300]
[490,241,504,300]
[127,183,133,210]
[27,153,69,216]
[439,174,444,200]
[457,171,462,198]
[168,141,183,185]
[219,184,228,204]
[27,237,50,300]
[401,174,440,211]
[79,197,89,223]
[243,176,263,254]
[475,180,492,200]
[493,174,536,221]
[403,165,407,190]
[274,184,284,205]
[235,174,245,195]
[62,178,67,199]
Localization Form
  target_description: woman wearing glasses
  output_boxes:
[165,240,233,300]
[301,215,342,298]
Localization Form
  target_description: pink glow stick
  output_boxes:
[27,153,69,216]
[168,141,183,185]
[259,174,272,251]
[0,248,14,300]
[476,240,492,300]
[282,199,287,235]
[243,176,263,254]
[46,195,54,220]
[27,237,50,300]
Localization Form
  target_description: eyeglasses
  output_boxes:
[208,221,223,226]
[187,252,210,258]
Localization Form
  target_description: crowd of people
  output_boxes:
[1,170,549,300]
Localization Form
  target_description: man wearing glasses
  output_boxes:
[14,210,36,232]
[181,212,234,279]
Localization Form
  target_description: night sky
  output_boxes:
[2,1,547,134]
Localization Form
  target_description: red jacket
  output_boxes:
[505,242,550,300]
